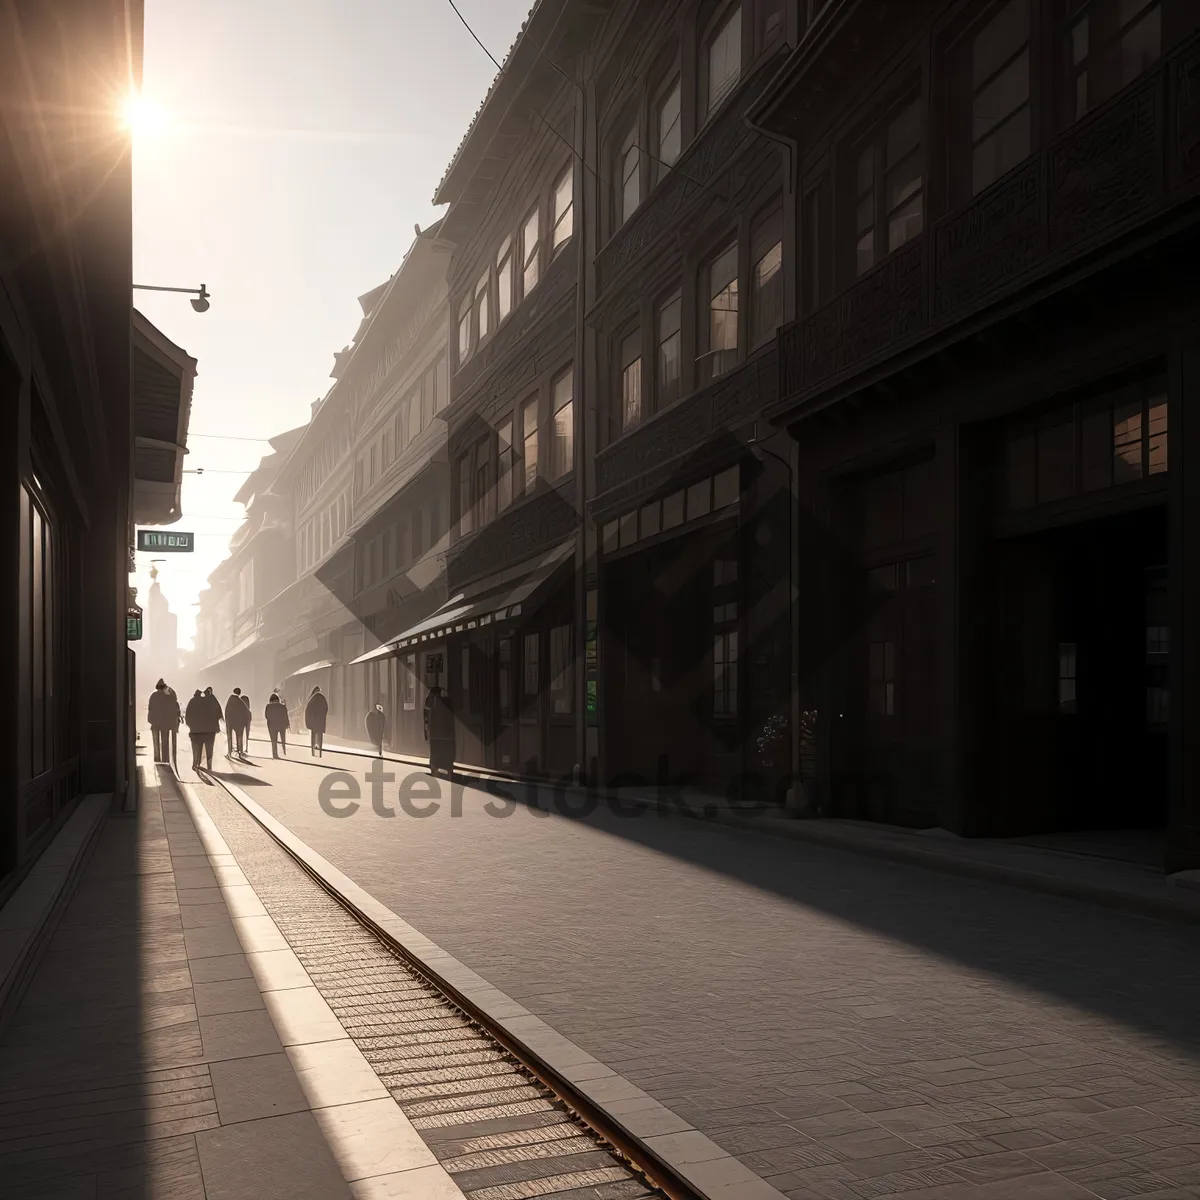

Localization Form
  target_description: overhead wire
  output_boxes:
[441,0,725,204]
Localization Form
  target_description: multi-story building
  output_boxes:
[193,427,303,706]
[747,0,1200,871]
[375,7,599,781]
[198,226,453,746]
[585,0,799,800]
[339,222,453,754]
[1,0,197,900]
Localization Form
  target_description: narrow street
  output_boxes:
[196,740,1200,1199]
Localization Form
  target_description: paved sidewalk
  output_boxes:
[0,766,358,1198]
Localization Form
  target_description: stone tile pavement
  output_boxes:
[0,767,355,1198]
[221,745,1200,1200]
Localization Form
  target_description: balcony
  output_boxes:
[774,31,1200,419]
[592,348,777,523]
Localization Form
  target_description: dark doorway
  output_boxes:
[993,504,1168,840]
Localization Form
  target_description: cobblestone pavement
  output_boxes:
[214,744,1200,1199]
[190,776,662,1200]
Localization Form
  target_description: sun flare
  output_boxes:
[121,92,169,139]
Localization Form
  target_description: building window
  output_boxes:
[550,625,573,714]
[498,420,514,512]
[618,125,640,226]
[523,632,540,698]
[655,76,682,182]
[759,0,786,50]
[457,293,471,363]
[19,482,62,790]
[475,438,493,527]
[1008,386,1167,509]
[1058,642,1077,712]
[751,208,783,347]
[404,655,417,710]
[703,242,739,382]
[656,290,682,408]
[523,397,539,493]
[1064,0,1161,127]
[473,272,489,343]
[705,6,743,118]
[854,98,923,278]
[435,354,449,412]
[713,630,739,716]
[868,639,897,716]
[550,369,574,481]
[620,330,642,432]
[458,453,473,536]
[803,178,832,313]
[552,167,574,251]
[498,638,513,720]
[497,237,514,323]
[971,0,1031,196]
[522,206,540,297]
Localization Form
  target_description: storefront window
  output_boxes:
[550,625,573,714]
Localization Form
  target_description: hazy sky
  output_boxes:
[132,0,532,648]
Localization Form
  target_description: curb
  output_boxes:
[284,739,1200,929]
[167,766,469,1200]
[205,768,790,1200]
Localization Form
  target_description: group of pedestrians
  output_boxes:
[147,676,453,775]
[146,681,332,769]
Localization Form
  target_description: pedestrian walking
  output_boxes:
[224,688,248,756]
[305,686,328,756]
[241,694,253,750]
[265,693,289,758]
[165,684,182,765]
[365,703,386,757]
[423,684,455,778]
[185,688,220,770]
[147,679,172,763]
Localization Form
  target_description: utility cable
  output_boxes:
[441,0,725,204]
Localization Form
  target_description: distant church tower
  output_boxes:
[142,562,179,689]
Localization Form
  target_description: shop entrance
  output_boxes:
[991,505,1167,841]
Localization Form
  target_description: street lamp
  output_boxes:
[133,283,210,313]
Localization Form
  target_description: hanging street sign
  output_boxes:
[127,604,143,641]
[137,529,194,552]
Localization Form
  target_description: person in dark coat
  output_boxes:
[147,679,172,763]
[423,685,455,778]
[185,688,221,770]
[365,703,386,757]
[164,684,182,764]
[265,693,289,758]
[241,695,253,750]
[224,688,248,756]
[305,686,328,756]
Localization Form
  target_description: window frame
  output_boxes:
[549,367,575,481]
[750,203,784,348]
[521,204,541,299]
[655,287,683,411]
[701,2,745,122]
[552,165,574,253]
[496,236,514,324]
[616,121,641,229]
[618,326,644,434]
[654,74,683,184]
[699,239,740,383]
[849,92,924,281]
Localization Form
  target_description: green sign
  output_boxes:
[585,679,598,723]
[137,529,194,552]
[127,605,143,641]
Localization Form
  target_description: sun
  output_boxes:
[121,92,169,139]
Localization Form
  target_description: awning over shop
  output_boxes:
[202,632,258,670]
[347,541,574,665]
[289,658,334,677]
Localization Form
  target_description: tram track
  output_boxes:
[188,766,712,1200]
